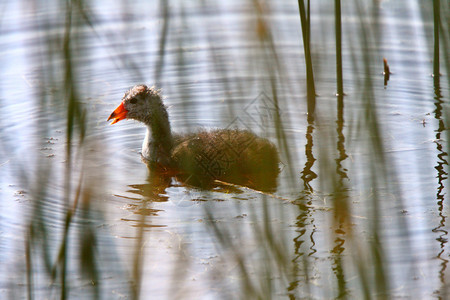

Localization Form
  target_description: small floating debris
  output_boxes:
[15,190,26,197]
[383,58,391,86]
[235,214,248,219]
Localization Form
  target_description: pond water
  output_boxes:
[0,0,449,299]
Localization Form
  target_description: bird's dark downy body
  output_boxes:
[108,85,279,191]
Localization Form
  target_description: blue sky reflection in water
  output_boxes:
[0,0,449,299]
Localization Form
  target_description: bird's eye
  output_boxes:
[129,98,137,104]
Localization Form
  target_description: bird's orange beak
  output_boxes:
[107,102,128,124]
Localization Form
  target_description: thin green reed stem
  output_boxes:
[131,214,144,300]
[307,0,310,41]
[61,2,73,298]
[442,4,450,90]
[154,0,169,83]
[297,0,316,122]
[433,0,440,77]
[60,0,87,297]
[352,1,391,296]
[335,0,344,96]
[64,1,74,160]
[26,227,33,300]
[431,0,447,289]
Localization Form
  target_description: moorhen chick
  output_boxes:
[108,85,279,190]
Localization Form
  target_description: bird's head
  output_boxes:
[107,85,164,125]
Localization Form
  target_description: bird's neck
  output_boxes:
[141,106,174,166]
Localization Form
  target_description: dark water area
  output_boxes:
[0,0,449,299]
